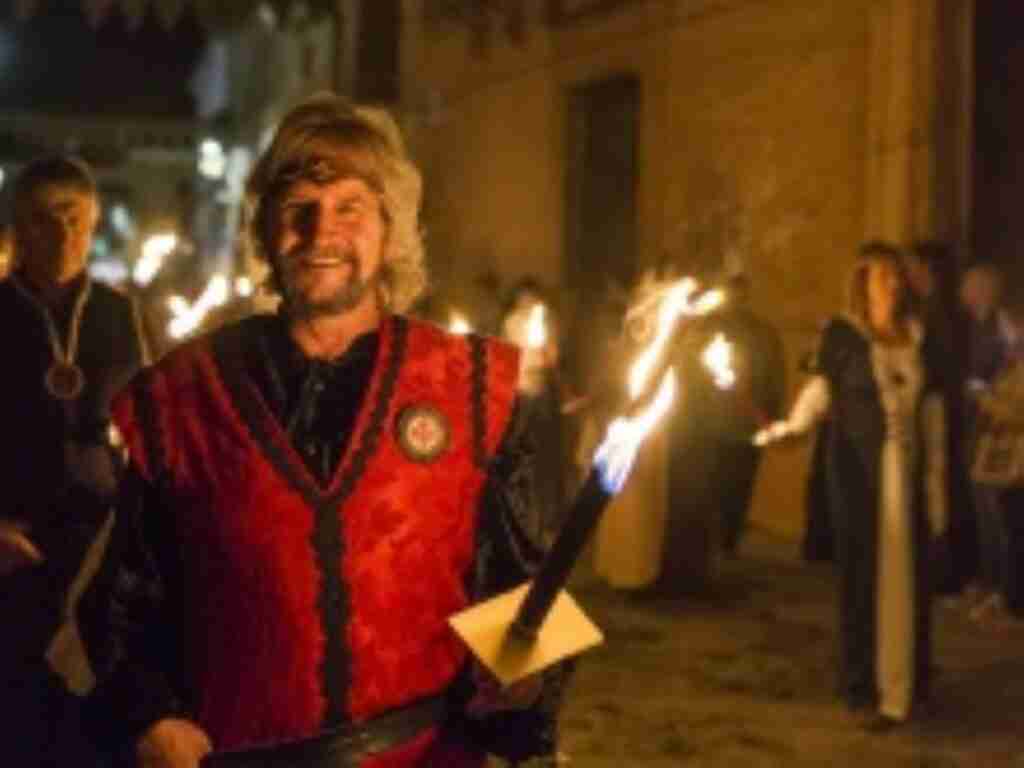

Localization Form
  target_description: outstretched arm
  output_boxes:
[754,375,831,446]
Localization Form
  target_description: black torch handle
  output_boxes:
[512,469,613,638]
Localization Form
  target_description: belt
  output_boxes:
[202,694,446,768]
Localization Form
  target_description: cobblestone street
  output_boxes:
[551,530,1024,767]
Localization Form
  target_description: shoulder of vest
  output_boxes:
[396,315,520,462]
[400,315,519,377]
[112,317,257,481]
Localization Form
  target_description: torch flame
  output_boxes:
[627,278,697,399]
[589,275,727,495]
[693,288,725,315]
[166,294,190,316]
[702,333,736,390]
[526,303,547,349]
[449,311,472,335]
[594,370,676,494]
[133,232,178,286]
[166,273,230,340]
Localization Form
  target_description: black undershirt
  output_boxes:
[253,319,380,485]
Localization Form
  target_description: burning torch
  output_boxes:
[700,331,771,431]
[449,276,720,684]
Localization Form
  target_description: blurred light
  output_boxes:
[110,204,136,239]
[91,235,110,258]
[235,276,254,298]
[207,274,230,306]
[0,167,6,188]
[198,138,227,180]
[133,233,178,286]
[88,259,129,284]
[594,370,677,494]
[166,295,190,316]
[449,311,472,335]
[168,314,196,341]
[257,2,278,28]
[166,273,230,340]
[526,304,547,349]
[694,288,726,314]
[702,333,737,390]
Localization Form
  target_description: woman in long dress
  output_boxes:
[758,243,947,727]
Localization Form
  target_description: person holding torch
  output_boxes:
[82,94,565,768]
[755,242,947,729]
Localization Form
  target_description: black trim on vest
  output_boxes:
[469,334,487,469]
[210,321,323,511]
[317,315,408,725]
[315,491,348,725]
[209,315,410,726]
[325,315,408,507]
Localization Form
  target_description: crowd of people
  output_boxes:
[761,242,1024,730]
[495,237,1024,734]
[2,89,1022,767]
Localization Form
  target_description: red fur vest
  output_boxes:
[112,315,519,762]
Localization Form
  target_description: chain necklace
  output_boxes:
[11,273,92,401]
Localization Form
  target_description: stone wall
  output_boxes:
[399,0,972,538]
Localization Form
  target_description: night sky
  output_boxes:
[0,5,206,118]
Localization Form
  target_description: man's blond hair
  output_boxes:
[242,93,426,312]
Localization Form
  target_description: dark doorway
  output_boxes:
[356,0,400,103]
[563,73,640,392]
[973,5,1024,272]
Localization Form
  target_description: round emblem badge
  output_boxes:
[396,405,450,463]
[45,362,86,401]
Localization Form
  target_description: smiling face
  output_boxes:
[265,172,387,319]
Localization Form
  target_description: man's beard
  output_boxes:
[276,246,376,319]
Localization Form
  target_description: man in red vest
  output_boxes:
[83,94,563,768]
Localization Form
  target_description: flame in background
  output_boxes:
[693,288,725,315]
[449,311,472,335]
[627,277,697,399]
[166,273,230,340]
[593,274,737,493]
[526,303,547,349]
[235,276,255,298]
[592,273,728,494]
[702,332,736,390]
[133,233,178,286]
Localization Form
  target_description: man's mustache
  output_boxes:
[286,246,359,269]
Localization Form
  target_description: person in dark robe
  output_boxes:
[0,155,146,767]
[905,241,973,593]
[710,273,785,556]
[660,311,729,592]
[81,94,566,768]
[757,242,946,729]
[659,272,784,593]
